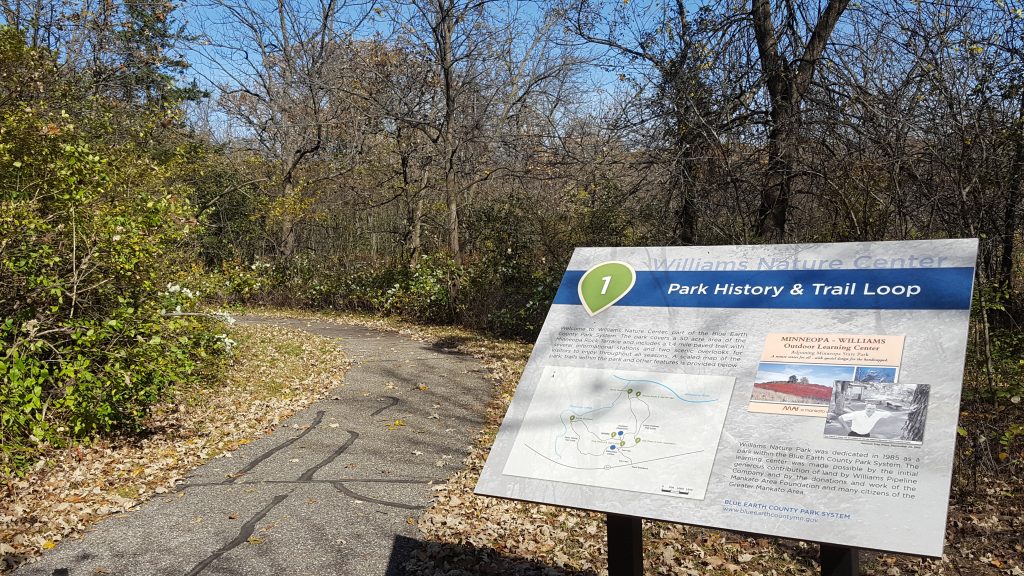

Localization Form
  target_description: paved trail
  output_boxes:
[17,316,492,576]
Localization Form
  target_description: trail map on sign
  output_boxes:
[503,366,735,500]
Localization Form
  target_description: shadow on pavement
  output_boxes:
[428,335,473,352]
[387,535,599,576]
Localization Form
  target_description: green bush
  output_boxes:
[309,264,410,312]
[460,254,562,339]
[202,241,565,338]
[379,255,464,323]
[0,28,227,472]
[194,259,273,305]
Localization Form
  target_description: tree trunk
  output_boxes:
[446,188,460,262]
[399,129,425,267]
[410,197,424,266]
[671,107,698,245]
[434,0,462,264]
[671,173,698,244]
[750,0,850,240]
[279,179,297,258]
[757,113,797,240]
[999,95,1024,289]
[831,381,848,416]
[901,385,930,442]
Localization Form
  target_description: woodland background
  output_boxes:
[0,0,1021,552]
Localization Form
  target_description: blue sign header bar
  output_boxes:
[552,268,975,310]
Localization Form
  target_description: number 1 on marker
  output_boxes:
[600,276,612,294]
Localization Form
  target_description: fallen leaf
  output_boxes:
[706,556,725,568]
[662,547,676,563]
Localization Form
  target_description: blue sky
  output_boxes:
[854,366,897,383]
[755,363,855,385]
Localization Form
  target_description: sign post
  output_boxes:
[476,240,978,568]
[606,514,643,576]
[820,544,859,576]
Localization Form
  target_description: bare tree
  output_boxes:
[367,0,579,262]
[192,0,373,257]
[563,0,745,245]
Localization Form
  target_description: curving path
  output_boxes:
[16,316,493,576]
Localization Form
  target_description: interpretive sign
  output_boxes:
[475,239,978,557]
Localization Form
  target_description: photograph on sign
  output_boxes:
[823,382,930,444]
[748,362,847,416]
[474,239,977,557]
[748,333,904,417]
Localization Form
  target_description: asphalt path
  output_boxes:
[16,316,493,576]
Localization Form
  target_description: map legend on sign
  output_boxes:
[502,366,735,501]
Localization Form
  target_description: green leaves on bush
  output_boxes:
[0,28,226,473]
[207,249,561,340]
[381,255,464,324]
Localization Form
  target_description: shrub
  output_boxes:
[460,253,562,339]
[0,29,226,472]
[381,255,464,324]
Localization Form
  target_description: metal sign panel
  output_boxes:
[475,239,978,557]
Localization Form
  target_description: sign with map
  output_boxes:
[475,239,978,557]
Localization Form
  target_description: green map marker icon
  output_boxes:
[578,261,636,316]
